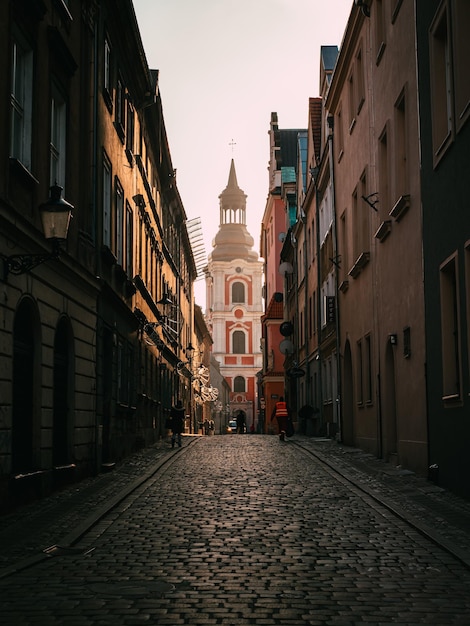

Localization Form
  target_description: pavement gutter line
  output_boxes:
[293,441,470,571]
[0,439,200,580]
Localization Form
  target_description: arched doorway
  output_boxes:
[12,299,40,474]
[53,317,74,466]
[342,340,355,445]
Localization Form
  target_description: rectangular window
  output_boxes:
[103,37,113,111]
[50,84,67,188]
[356,46,365,113]
[394,89,408,201]
[348,72,356,132]
[375,0,386,63]
[103,155,112,247]
[452,0,470,130]
[365,334,373,404]
[378,126,389,217]
[115,179,124,263]
[337,105,344,158]
[115,74,125,141]
[10,34,33,169]
[125,202,133,276]
[440,254,461,401]
[429,3,453,160]
[126,100,135,156]
[356,340,364,405]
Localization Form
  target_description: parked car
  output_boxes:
[228,420,238,433]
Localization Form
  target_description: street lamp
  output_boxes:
[1,184,73,280]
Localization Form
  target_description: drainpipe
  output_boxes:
[313,168,323,434]
[327,116,342,442]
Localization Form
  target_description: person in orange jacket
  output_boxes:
[271,396,289,440]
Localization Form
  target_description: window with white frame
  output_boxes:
[10,33,33,169]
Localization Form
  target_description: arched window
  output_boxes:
[234,376,245,392]
[232,330,246,354]
[232,281,245,303]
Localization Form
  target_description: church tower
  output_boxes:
[205,160,263,431]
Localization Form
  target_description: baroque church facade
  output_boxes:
[205,161,263,431]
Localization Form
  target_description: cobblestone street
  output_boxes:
[1,435,470,625]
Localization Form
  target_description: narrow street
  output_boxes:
[1,436,470,625]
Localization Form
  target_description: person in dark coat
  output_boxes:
[170,400,185,448]
[236,410,246,434]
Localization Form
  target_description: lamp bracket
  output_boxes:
[1,240,61,280]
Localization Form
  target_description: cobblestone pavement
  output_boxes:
[1,435,470,625]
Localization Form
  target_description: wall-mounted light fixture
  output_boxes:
[354,0,370,17]
[389,333,398,346]
[1,184,73,280]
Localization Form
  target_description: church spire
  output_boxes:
[219,159,247,226]
[210,160,258,262]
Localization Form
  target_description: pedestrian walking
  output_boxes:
[236,410,246,434]
[271,396,292,440]
[169,400,185,448]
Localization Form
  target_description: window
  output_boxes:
[375,0,386,63]
[115,74,125,141]
[234,376,245,392]
[429,3,452,160]
[125,203,133,276]
[356,46,365,113]
[126,100,135,157]
[452,0,470,131]
[103,155,112,247]
[365,335,373,403]
[232,281,245,303]
[440,254,461,401]
[10,34,33,169]
[232,330,246,354]
[356,340,364,405]
[50,83,67,187]
[103,37,112,110]
[394,88,409,202]
[348,72,356,132]
[337,106,344,158]
[378,126,389,217]
[115,179,124,264]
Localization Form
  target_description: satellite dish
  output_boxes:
[279,339,294,355]
[279,262,293,276]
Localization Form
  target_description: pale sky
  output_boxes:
[132,0,353,307]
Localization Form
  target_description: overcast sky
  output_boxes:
[132,0,353,307]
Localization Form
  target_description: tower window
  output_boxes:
[234,376,245,392]
[232,281,245,303]
[232,330,246,354]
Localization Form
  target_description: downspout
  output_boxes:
[92,9,100,473]
[327,115,342,442]
[314,168,323,434]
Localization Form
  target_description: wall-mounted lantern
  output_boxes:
[1,184,73,280]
